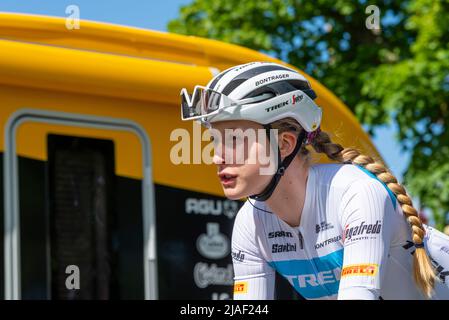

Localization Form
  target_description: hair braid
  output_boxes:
[272,118,436,298]
[312,129,435,298]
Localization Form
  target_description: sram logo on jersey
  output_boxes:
[272,243,296,253]
[268,231,293,238]
[343,220,382,243]
[341,264,378,277]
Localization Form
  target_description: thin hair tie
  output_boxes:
[306,126,321,145]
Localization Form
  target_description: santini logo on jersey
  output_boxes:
[343,220,382,243]
[268,231,293,238]
[255,73,290,86]
[272,243,296,253]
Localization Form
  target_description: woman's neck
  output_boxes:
[265,159,309,228]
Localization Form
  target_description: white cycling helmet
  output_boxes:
[180,61,323,201]
[181,61,322,133]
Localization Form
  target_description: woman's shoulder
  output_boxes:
[311,163,374,190]
[311,163,398,208]
[232,200,266,247]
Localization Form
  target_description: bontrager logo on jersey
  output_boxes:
[268,231,293,238]
[272,243,296,253]
[315,235,342,250]
[341,264,378,277]
[231,250,245,262]
[343,220,382,243]
[255,73,290,86]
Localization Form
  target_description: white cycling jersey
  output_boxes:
[231,163,449,300]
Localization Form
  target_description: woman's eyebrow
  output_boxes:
[227,126,250,130]
[214,126,253,132]
[221,127,238,131]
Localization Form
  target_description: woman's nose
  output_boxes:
[212,141,226,164]
[212,152,225,165]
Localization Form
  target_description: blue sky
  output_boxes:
[0,0,410,180]
[0,0,192,30]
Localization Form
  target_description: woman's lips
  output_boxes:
[218,173,237,187]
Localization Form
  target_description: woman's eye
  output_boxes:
[231,135,241,144]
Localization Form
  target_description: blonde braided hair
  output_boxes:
[271,117,436,298]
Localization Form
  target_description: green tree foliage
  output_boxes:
[168,0,449,229]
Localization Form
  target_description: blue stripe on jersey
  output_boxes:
[268,249,344,299]
[355,165,397,210]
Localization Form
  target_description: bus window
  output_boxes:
[47,135,117,299]
[19,134,144,299]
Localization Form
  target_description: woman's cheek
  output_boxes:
[246,141,261,166]
[241,164,264,190]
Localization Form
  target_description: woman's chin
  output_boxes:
[222,187,247,201]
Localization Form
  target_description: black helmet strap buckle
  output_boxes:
[249,124,307,202]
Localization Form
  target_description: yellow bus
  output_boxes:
[0,13,382,300]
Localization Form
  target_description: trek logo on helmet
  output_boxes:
[265,100,290,113]
[264,94,304,113]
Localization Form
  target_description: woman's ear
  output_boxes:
[278,131,298,159]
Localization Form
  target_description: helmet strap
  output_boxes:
[249,124,307,202]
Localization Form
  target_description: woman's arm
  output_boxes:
[337,178,395,300]
[231,205,276,300]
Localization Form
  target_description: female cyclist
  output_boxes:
[180,61,449,300]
